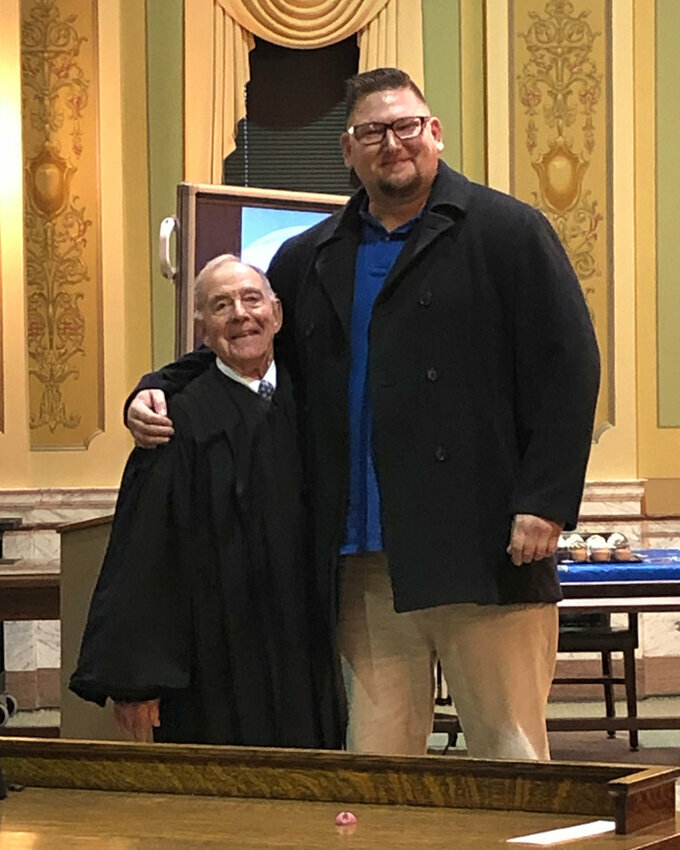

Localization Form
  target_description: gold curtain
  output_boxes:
[184,0,424,183]
[223,0,391,47]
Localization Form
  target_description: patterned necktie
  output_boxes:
[258,379,275,401]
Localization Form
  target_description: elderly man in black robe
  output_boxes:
[70,256,342,748]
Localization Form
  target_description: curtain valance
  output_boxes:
[218,0,391,48]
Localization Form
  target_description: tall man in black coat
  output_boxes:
[72,256,342,748]
[126,69,600,759]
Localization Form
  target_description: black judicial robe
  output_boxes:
[70,363,343,749]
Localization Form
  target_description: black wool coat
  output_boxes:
[269,162,600,612]
[133,163,600,614]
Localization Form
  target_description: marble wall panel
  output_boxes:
[580,481,645,516]
[35,620,60,668]
[1,487,113,707]
[4,620,61,672]
[3,621,38,672]
[2,529,60,563]
[4,621,59,672]
[640,613,680,658]
[0,487,118,525]
[642,520,680,550]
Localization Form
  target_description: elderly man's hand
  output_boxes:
[127,389,174,448]
[114,698,161,742]
[507,513,563,566]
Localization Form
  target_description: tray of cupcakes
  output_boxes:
[557,532,643,564]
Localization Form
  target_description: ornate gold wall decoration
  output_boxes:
[20,0,102,448]
[510,0,612,436]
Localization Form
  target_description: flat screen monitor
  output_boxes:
[174,183,348,354]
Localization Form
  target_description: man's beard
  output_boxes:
[377,171,422,198]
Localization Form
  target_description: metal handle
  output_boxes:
[159,216,179,280]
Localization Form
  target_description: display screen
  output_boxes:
[241,207,331,271]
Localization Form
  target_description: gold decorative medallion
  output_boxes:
[21,0,102,447]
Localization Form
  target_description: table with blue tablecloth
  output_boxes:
[554,548,680,742]
[558,548,680,596]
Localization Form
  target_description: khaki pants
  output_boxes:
[337,553,558,760]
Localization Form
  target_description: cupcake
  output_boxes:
[565,533,587,562]
[608,532,632,562]
[556,533,570,563]
[586,534,610,562]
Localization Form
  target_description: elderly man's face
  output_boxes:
[341,87,442,204]
[198,263,282,379]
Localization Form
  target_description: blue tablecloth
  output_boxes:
[558,548,680,583]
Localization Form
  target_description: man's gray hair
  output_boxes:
[194,254,275,317]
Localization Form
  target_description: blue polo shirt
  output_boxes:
[341,206,420,555]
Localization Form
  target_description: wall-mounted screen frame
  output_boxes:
[174,183,348,356]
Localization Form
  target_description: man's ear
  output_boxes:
[273,298,283,333]
[340,131,352,168]
[194,317,207,345]
[429,117,443,148]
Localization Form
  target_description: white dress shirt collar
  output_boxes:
[215,358,277,395]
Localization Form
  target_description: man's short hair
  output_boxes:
[194,254,274,317]
[345,67,427,122]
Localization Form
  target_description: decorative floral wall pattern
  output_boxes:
[20,0,102,448]
[510,0,612,436]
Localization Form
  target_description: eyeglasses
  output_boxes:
[347,116,431,147]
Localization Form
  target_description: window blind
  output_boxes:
[224,37,359,196]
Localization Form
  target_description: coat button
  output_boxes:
[434,445,448,462]
[426,367,438,382]
[418,291,432,306]
[304,322,315,337]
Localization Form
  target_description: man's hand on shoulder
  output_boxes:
[127,389,174,448]
[507,513,563,566]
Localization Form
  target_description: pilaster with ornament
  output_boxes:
[514,0,611,433]
[20,0,101,445]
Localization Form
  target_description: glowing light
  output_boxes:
[0,830,39,850]
[0,47,23,211]
[507,819,615,845]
